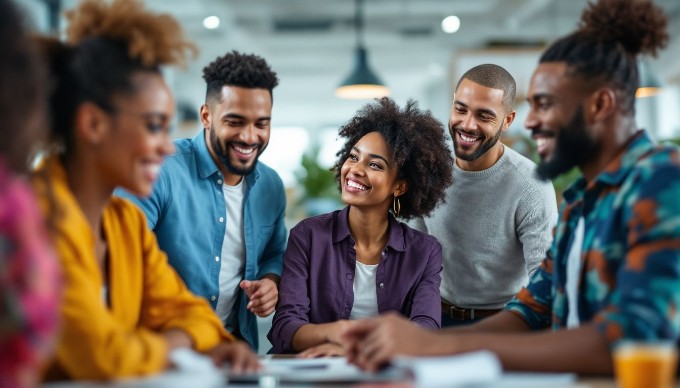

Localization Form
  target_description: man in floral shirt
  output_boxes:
[343,0,680,375]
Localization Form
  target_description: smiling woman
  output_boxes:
[31,0,260,381]
[268,97,453,357]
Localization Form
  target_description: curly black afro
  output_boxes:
[202,50,279,104]
[333,97,453,220]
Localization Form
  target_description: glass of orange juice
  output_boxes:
[614,340,678,388]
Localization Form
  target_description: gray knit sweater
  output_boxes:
[410,145,558,309]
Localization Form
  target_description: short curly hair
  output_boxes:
[202,50,279,105]
[333,98,453,220]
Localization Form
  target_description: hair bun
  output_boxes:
[579,0,669,57]
[65,0,196,67]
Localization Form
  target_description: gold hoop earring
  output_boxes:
[392,194,401,217]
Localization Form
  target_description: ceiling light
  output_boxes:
[336,0,389,99]
[636,60,662,98]
[203,16,220,30]
[441,15,461,34]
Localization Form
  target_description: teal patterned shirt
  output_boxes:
[506,130,680,346]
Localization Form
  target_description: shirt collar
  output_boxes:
[563,130,654,204]
[332,206,406,252]
[192,129,260,184]
[193,130,219,179]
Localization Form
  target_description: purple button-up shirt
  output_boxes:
[268,206,442,353]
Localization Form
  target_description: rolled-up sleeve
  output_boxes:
[408,239,442,329]
[505,252,554,330]
[268,224,311,353]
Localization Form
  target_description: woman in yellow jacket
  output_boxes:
[32,0,259,380]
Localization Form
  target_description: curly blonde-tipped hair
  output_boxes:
[65,0,197,67]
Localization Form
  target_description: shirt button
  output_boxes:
[381,251,386,256]
[379,282,385,289]
[219,217,224,223]
[210,295,216,301]
[215,256,220,262]
[217,179,223,185]
[346,273,353,280]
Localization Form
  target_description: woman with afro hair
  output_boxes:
[33,0,259,380]
[269,97,453,356]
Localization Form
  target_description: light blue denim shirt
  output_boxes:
[116,130,286,351]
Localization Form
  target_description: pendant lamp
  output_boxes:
[335,0,389,99]
[636,59,662,98]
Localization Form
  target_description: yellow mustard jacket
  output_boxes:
[36,157,233,380]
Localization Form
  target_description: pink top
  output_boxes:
[0,160,59,387]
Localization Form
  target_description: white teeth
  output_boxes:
[347,180,368,191]
[143,163,160,180]
[460,133,478,143]
[234,145,255,155]
[536,138,547,149]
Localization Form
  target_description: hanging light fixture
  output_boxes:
[636,59,662,98]
[336,0,389,99]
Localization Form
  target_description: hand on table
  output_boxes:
[297,343,346,358]
[240,277,278,317]
[205,341,261,374]
[342,313,443,372]
[327,319,358,345]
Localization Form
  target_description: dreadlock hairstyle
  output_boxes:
[540,0,668,115]
[39,0,197,157]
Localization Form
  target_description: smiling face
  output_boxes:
[98,71,175,196]
[449,78,514,171]
[201,86,272,185]
[340,132,406,213]
[525,62,599,180]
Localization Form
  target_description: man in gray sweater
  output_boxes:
[411,64,557,326]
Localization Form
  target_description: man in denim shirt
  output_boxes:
[118,51,286,351]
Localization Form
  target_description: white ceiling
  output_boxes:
[21,0,680,132]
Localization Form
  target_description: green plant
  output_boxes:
[662,137,680,148]
[294,146,340,202]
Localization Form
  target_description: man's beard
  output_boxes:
[452,123,503,162]
[535,106,598,181]
[209,124,265,176]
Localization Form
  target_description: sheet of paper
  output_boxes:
[494,372,578,387]
[393,350,503,387]
[227,357,408,384]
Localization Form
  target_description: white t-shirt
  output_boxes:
[566,216,585,329]
[349,261,379,320]
[215,179,246,325]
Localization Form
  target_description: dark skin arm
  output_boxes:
[239,273,280,317]
[344,312,612,375]
[162,329,260,373]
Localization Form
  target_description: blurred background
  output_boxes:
[17,0,680,353]
[18,0,680,220]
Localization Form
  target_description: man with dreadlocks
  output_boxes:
[343,0,679,375]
